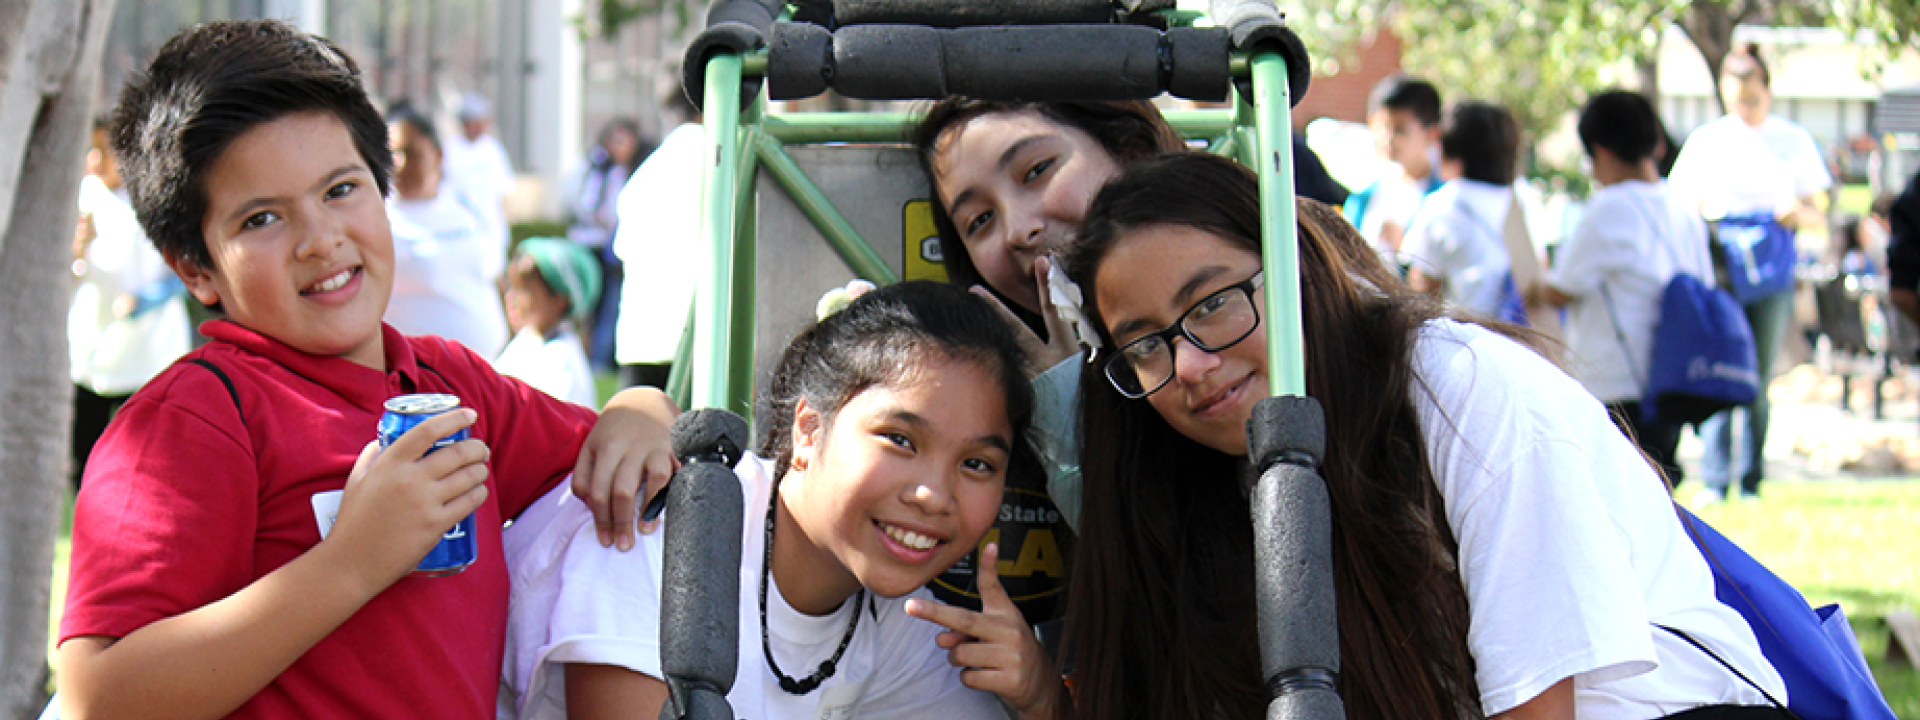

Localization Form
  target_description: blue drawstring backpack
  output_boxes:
[1715,214,1797,304]
[1641,274,1760,425]
[1673,507,1898,720]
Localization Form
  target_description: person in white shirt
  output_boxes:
[1666,44,1834,505]
[441,92,513,277]
[496,238,601,407]
[1343,74,1445,270]
[613,91,703,389]
[384,106,509,356]
[1530,90,1715,486]
[1402,101,1524,318]
[1049,153,1785,720]
[69,121,191,485]
[502,281,1056,720]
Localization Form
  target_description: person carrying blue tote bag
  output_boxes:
[1672,506,1898,720]
[1715,213,1797,305]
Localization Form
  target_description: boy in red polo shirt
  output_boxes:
[57,20,677,720]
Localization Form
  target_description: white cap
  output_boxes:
[457,92,492,120]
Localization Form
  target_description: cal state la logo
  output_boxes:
[929,485,1069,622]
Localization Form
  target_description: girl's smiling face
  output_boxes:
[174,111,394,370]
[932,110,1122,315]
[1095,224,1269,457]
[773,356,1013,614]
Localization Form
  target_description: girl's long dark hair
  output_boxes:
[1059,153,1489,720]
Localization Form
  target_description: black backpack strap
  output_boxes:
[1655,623,1797,718]
[188,358,244,425]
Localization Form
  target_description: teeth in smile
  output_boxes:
[309,269,352,294]
[882,523,938,551]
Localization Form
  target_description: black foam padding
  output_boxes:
[830,24,947,99]
[1166,26,1231,102]
[829,0,1115,27]
[706,0,776,32]
[1208,0,1311,107]
[768,22,832,100]
[670,408,752,466]
[1268,690,1347,720]
[947,26,1163,101]
[1250,462,1341,688]
[1246,396,1325,471]
[659,682,737,720]
[659,462,745,690]
[683,20,767,113]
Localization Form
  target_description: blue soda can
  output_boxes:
[378,393,477,576]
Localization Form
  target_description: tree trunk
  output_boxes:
[0,1,116,717]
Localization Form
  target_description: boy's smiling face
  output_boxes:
[173,111,394,369]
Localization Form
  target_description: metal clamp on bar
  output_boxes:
[683,0,782,112]
[1208,0,1310,106]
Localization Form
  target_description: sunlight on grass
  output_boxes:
[1698,480,1920,719]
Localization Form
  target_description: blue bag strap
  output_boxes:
[1667,505,1801,719]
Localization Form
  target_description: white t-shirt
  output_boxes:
[69,176,190,394]
[1401,179,1515,317]
[442,131,514,274]
[613,123,704,365]
[494,324,597,408]
[1668,114,1833,219]
[1356,172,1430,266]
[1410,319,1784,718]
[1548,181,1715,403]
[500,455,1008,720]
[386,193,510,357]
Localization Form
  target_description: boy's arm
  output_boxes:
[573,386,681,551]
[59,411,491,720]
[565,664,672,720]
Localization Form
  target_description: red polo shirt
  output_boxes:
[64,320,597,719]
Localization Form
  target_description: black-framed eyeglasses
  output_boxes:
[1104,271,1265,399]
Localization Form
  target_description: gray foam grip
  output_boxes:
[1166,26,1230,102]
[658,462,744,690]
[830,0,1113,27]
[1268,691,1347,720]
[1207,0,1311,107]
[946,26,1163,101]
[830,24,947,99]
[1250,461,1340,682]
[670,408,751,465]
[768,22,832,100]
[659,684,737,720]
[1246,396,1325,470]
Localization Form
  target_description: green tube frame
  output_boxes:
[686,43,1304,414]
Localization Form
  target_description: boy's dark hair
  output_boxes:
[112,19,393,271]
[1577,90,1663,165]
[757,280,1038,488]
[1367,74,1442,128]
[1440,101,1520,186]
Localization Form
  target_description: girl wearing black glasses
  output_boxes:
[1051,153,1785,720]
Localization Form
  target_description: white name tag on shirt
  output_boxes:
[312,490,343,538]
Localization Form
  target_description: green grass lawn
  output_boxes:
[45,478,1920,714]
[1699,479,1920,718]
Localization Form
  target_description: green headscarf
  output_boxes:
[515,237,603,324]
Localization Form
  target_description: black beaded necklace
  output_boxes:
[760,488,863,695]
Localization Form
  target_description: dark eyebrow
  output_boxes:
[944,134,1049,219]
[884,409,1010,454]
[1109,264,1233,338]
[221,164,365,226]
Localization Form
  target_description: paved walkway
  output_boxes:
[1675,364,1920,487]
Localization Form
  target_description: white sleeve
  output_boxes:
[853,591,1013,720]
[1548,193,1632,297]
[1400,206,1454,279]
[1412,325,1659,716]
[1787,126,1834,200]
[503,486,669,720]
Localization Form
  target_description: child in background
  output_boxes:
[58,20,676,720]
[497,237,601,407]
[1344,74,1445,269]
[503,281,1058,720]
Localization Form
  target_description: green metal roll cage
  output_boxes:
[672,24,1304,418]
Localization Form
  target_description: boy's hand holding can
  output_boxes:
[328,407,490,590]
